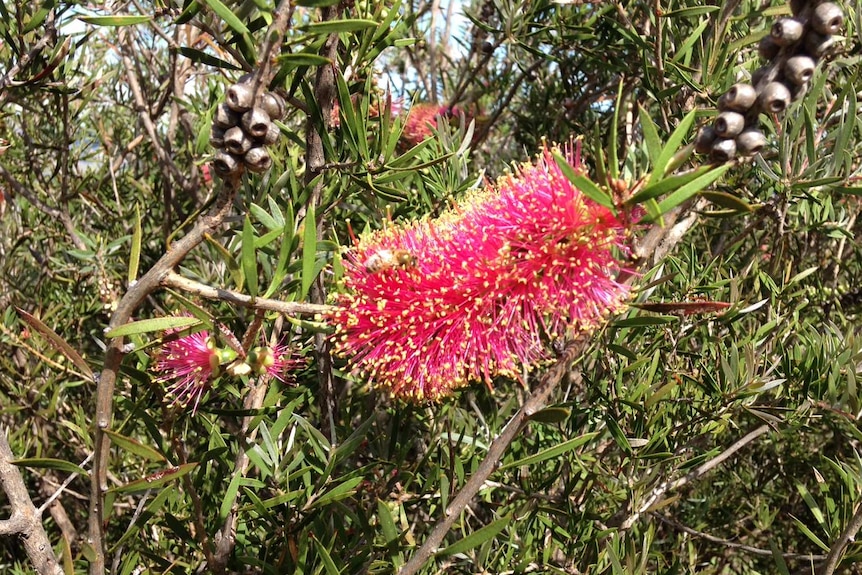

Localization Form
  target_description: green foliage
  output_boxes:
[0,0,861,573]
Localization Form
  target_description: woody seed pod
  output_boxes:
[213,151,242,177]
[710,138,737,163]
[718,83,757,112]
[804,31,835,58]
[225,82,255,113]
[244,147,272,173]
[771,18,804,46]
[736,128,767,156]
[224,126,252,155]
[258,92,286,120]
[811,2,844,35]
[261,122,281,145]
[210,126,226,149]
[214,104,240,129]
[784,55,816,86]
[789,0,808,17]
[751,66,773,89]
[713,111,746,138]
[759,82,792,114]
[241,107,273,140]
[758,36,780,61]
[694,125,717,155]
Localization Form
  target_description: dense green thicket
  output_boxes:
[1,0,861,573]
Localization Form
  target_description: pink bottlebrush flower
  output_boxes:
[400,103,460,147]
[245,342,303,382]
[331,143,631,401]
[154,329,224,413]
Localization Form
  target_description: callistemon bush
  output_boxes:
[331,143,632,401]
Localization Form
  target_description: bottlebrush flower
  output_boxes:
[331,143,631,401]
[400,103,460,147]
[154,329,232,413]
[245,343,303,382]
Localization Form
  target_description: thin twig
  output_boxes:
[161,271,332,316]
[397,332,592,575]
[653,513,826,562]
[617,425,770,531]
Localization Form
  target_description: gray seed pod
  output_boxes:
[718,83,758,112]
[758,36,780,61]
[751,66,773,89]
[714,111,746,138]
[210,125,226,149]
[214,103,240,129]
[759,81,792,114]
[812,2,844,35]
[261,122,281,146]
[225,82,255,113]
[710,138,737,163]
[804,31,835,58]
[241,106,273,140]
[224,126,252,155]
[790,0,808,16]
[736,128,767,156]
[213,151,243,177]
[784,55,816,86]
[771,18,805,46]
[244,147,272,173]
[694,125,717,155]
[258,92,286,121]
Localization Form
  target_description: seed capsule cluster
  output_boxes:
[210,74,286,178]
[696,0,843,162]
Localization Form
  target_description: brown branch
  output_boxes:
[616,425,770,531]
[0,430,63,575]
[161,271,331,315]
[818,500,862,575]
[87,180,238,575]
[397,332,592,575]
[304,6,341,441]
[653,513,826,562]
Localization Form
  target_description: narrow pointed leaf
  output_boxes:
[16,308,93,380]
[105,316,200,339]
[110,463,198,494]
[438,515,512,557]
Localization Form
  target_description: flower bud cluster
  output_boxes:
[210,74,286,178]
[696,0,843,162]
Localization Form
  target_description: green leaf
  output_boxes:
[648,108,698,186]
[12,458,87,476]
[276,53,332,67]
[177,47,241,70]
[700,191,754,212]
[199,0,249,34]
[128,204,141,284]
[16,308,93,380]
[500,432,599,470]
[79,15,152,26]
[655,163,732,215]
[552,151,614,209]
[242,215,258,298]
[528,407,571,424]
[104,316,200,339]
[110,463,198,494]
[311,534,341,575]
[311,477,364,509]
[301,19,378,34]
[103,429,166,462]
[249,202,280,231]
[612,316,676,327]
[638,105,661,168]
[438,515,512,557]
[300,207,318,300]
